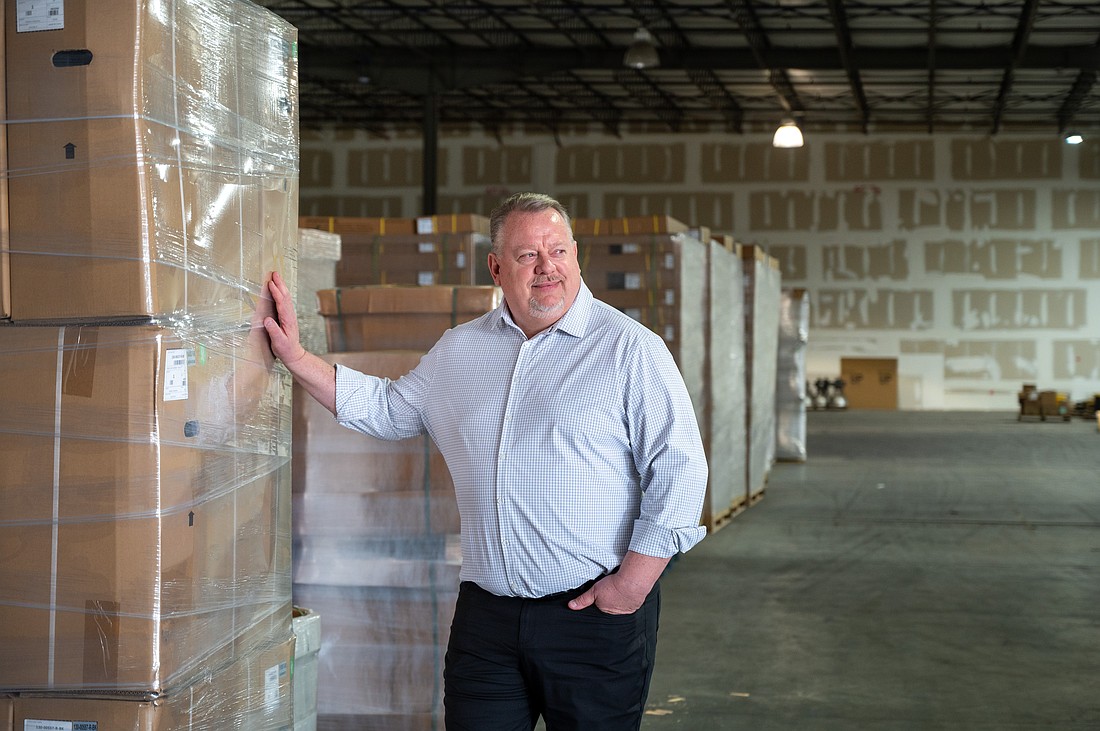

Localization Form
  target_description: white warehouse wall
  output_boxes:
[299,125,1100,410]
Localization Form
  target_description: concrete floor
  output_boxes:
[642,410,1100,730]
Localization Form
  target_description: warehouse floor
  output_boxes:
[641,410,1100,730]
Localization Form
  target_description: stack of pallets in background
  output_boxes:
[776,289,811,462]
[743,246,783,503]
[300,215,493,288]
[294,284,501,730]
[0,1,300,728]
[573,216,763,531]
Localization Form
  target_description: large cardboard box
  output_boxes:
[0,324,293,691]
[0,695,11,731]
[841,357,899,410]
[572,215,689,236]
[317,285,502,352]
[4,0,298,321]
[335,232,493,287]
[300,214,490,237]
[12,631,294,730]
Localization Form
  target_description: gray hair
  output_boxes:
[489,192,572,255]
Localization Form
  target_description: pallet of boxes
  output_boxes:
[572,216,748,532]
[295,214,499,730]
[0,2,301,729]
[742,245,782,505]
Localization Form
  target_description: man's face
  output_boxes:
[488,207,582,338]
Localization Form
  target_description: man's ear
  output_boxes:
[487,253,501,285]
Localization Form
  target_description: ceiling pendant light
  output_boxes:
[1064,132,1084,145]
[772,121,804,148]
[623,28,660,70]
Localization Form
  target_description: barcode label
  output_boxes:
[17,0,65,32]
[164,348,189,401]
[25,721,97,731]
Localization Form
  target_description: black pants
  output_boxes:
[443,578,661,731]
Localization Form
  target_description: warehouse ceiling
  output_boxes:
[255,0,1100,139]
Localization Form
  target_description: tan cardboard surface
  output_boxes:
[300,214,490,237]
[0,0,8,320]
[0,324,292,691]
[12,632,294,729]
[317,285,501,352]
[4,0,297,321]
[841,357,899,410]
[573,215,688,236]
[0,695,11,731]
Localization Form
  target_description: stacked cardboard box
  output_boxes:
[0,0,298,726]
[293,352,465,730]
[703,242,748,527]
[776,289,810,462]
[317,285,503,353]
[300,214,492,287]
[743,246,782,501]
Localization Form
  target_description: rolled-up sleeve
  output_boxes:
[624,336,709,559]
[334,361,429,441]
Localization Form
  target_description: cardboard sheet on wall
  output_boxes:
[841,357,899,410]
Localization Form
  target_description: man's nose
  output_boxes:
[535,251,557,273]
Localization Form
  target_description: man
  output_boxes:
[264,192,708,730]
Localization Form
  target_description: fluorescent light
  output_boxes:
[772,122,804,148]
[623,28,660,70]
[1064,132,1084,145]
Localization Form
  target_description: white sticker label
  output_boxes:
[163,348,189,401]
[25,721,97,731]
[621,243,640,254]
[17,0,65,33]
[664,289,676,305]
[264,660,288,707]
[415,217,434,234]
[417,271,436,286]
[623,273,642,290]
[417,242,437,253]
[455,252,467,268]
[664,253,675,269]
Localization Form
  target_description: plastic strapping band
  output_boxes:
[379,218,386,235]
[335,288,347,353]
[622,218,630,235]
[593,219,601,235]
[327,216,335,233]
[49,326,65,685]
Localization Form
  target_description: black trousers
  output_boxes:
[443,578,661,731]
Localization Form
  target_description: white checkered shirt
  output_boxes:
[334,281,708,597]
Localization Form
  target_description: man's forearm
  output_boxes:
[285,350,338,416]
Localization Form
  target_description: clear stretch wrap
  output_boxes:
[3,0,299,323]
[0,1,300,725]
[0,316,295,693]
[776,289,810,462]
[705,242,747,526]
[744,247,782,498]
[292,352,462,729]
[298,228,342,355]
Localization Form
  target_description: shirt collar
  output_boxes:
[492,279,593,339]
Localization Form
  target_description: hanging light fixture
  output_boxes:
[1064,132,1084,145]
[772,120,804,148]
[623,28,660,70]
